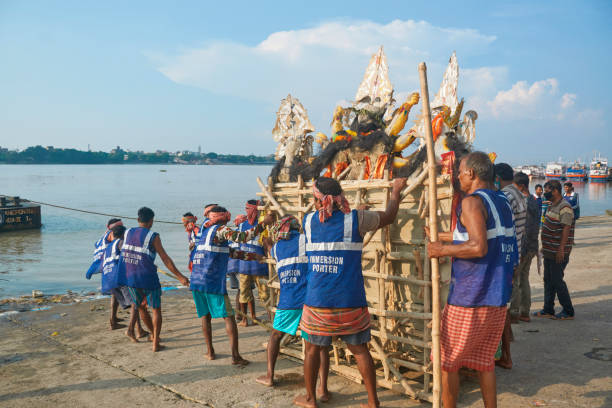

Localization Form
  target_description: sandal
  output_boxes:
[555,311,574,320]
[532,310,556,319]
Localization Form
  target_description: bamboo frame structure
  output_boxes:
[255,175,451,402]
[252,61,451,404]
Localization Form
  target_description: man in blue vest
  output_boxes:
[182,212,199,272]
[190,205,273,365]
[256,215,331,399]
[102,224,147,342]
[427,152,517,408]
[122,207,190,352]
[86,218,125,329]
[296,176,407,408]
[235,199,269,326]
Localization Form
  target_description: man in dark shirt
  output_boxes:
[534,180,575,320]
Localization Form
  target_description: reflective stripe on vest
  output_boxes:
[452,191,516,242]
[122,227,160,290]
[196,226,230,253]
[273,232,308,310]
[449,189,517,307]
[303,210,366,308]
[190,224,230,294]
[303,212,363,252]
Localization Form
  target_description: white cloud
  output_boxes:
[487,78,564,119]
[150,19,497,130]
[461,66,509,112]
[561,93,576,109]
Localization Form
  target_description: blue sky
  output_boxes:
[0,0,610,164]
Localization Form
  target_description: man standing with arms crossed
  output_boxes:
[427,152,517,408]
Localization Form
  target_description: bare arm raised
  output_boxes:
[376,178,407,228]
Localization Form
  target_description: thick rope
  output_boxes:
[24,200,183,225]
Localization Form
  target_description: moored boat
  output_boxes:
[0,196,42,232]
[589,153,609,181]
[566,160,588,180]
[545,162,566,179]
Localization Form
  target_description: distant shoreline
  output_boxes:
[0,162,276,165]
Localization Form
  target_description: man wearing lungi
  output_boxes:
[296,176,407,408]
[427,152,517,408]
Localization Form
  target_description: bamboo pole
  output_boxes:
[257,177,287,216]
[419,62,441,408]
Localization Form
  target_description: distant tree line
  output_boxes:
[0,146,275,165]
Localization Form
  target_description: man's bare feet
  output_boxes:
[152,343,165,352]
[136,329,149,339]
[495,359,513,369]
[109,320,122,330]
[206,350,216,360]
[360,403,380,408]
[293,394,316,408]
[317,388,331,403]
[125,330,139,343]
[255,375,274,387]
[239,319,249,327]
[232,357,250,366]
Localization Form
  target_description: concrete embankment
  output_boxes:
[1,216,611,407]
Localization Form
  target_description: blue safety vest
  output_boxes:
[191,224,230,294]
[449,189,518,307]
[227,241,240,274]
[86,230,111,279]
[121,227,161,290]
[101,239,124,294]
[237,219,267,276]
[271,231,308,310]
[303,209,366,308]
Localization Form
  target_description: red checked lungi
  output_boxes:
[301,305,370,336]
[440,304,506,372]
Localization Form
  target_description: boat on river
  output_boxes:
[545,162,566,179]
[589,153,609,181]
[566,160,588,181]
[0,196,41,232]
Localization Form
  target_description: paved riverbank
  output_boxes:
[2,216,611,407]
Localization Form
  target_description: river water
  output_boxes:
[1,165,611,299]
[0,164,272,299]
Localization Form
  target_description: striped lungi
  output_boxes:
[440,304,506,372]
[300,305,370,336]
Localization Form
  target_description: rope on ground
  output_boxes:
[24,199,183,225]
[5,315,213,407]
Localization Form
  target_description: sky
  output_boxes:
[0,0,611,164]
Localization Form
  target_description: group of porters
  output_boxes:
[86,151,523,408]
[86,176,408,408]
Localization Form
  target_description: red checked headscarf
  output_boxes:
[203,210,231,228]
[270,215,301,242]
[203,204,217,218]
[313,183,350,223]
[246,200,260,225]
[182,215,197,232]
